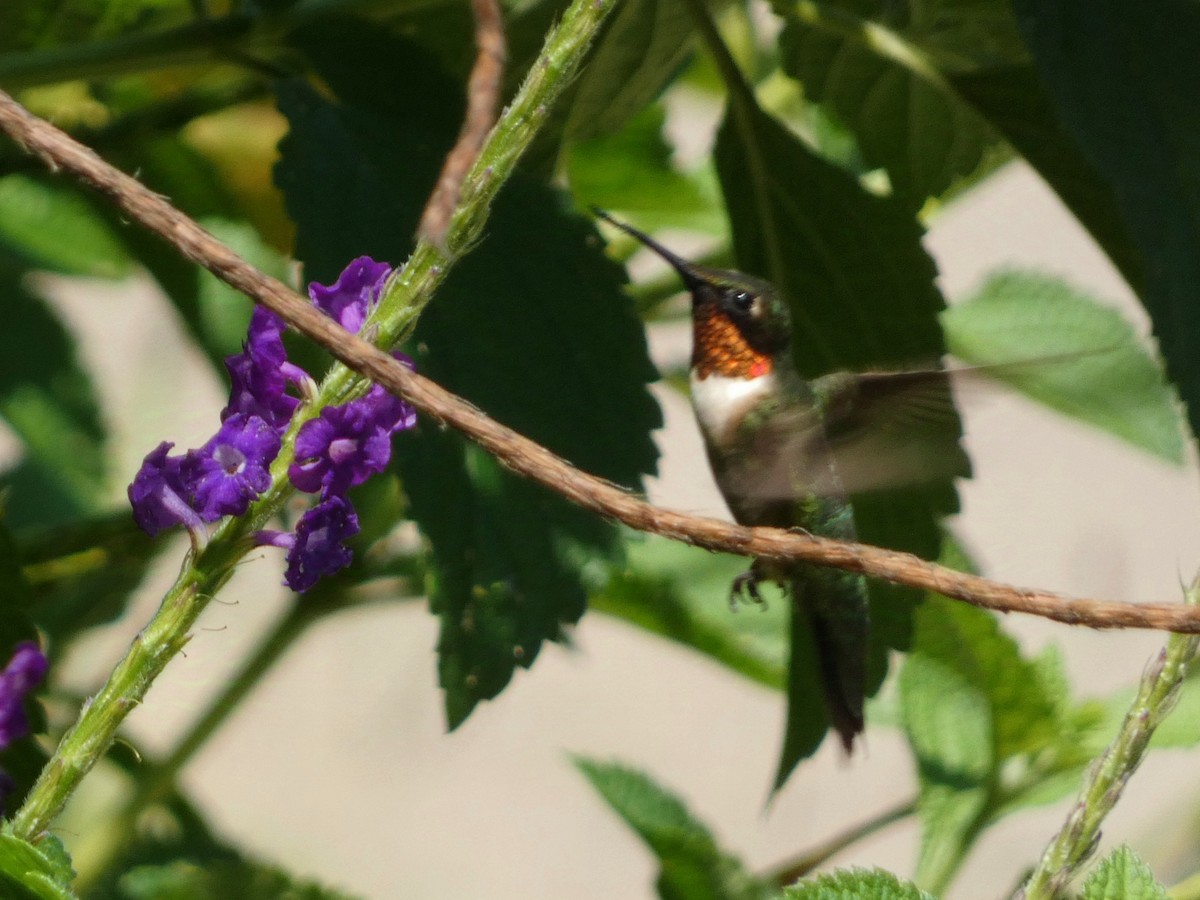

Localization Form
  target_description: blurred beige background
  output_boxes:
[37,159,1200,897]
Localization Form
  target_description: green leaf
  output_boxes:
[0,176,129,277]
[1012,0,1200,444]
[899,650,990,888]
[0,831,75,900]
[0,0,188,51]
[899,579,1064,889]
[777,20,1000,207]
[117,860,360,900]
[784,868,934,899]
[910,594,1059,771]
[593,536,786,689]
[275,21,660,726]
[567,104,722,232]
[564,0,694,141]
[1080,846,1167,900]
[20,512,165,642]
[0,269,107,527]
[714,95,960,765]
[574,758,774,900]
[941,269,1184,462]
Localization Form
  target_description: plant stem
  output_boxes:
[9,0,618,843]
[71,600,319,892]
[766,797,917,885]
[1169,872,1200,900]
[1018,578,1200,899]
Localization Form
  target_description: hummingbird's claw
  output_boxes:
[729,568,768,612]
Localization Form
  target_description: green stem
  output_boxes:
[71,600,319,892]
[1018,579,1200,899]
[10,0,620,843]
[766,797,917,885]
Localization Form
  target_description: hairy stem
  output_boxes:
[1018,577,1200,899]
[71,600,318,891]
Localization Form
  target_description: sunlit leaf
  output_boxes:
[942,269,1184,462]
[1080,846,1167,900]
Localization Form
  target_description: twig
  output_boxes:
[1016,577,1200,898]
[416,0,506,247]
[2,88,1200,636]
[767,797,917,885]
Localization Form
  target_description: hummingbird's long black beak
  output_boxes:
[591,207,705,290]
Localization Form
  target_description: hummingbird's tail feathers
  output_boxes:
[808,606,866,754]
[798,567,869,755]
[772,569,870,792]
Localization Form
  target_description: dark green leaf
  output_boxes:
[0,831,75,900]
[714,96,959,767]
[715,101,947,374]
[898,0,1028,70]
[275,21,660,726]
[564,0,694,141]
[0,176,129,277]
[949,66,1144,292]
[1080,846,1167,900]
[777,21,1000,207]
[784,867,934,899]
[942,269,1184,462]
[574,758,775,900]
[1012,0,1200,443]
[0,269,106,527]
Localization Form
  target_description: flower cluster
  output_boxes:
[0,642,48,804]
[128,258,416,592]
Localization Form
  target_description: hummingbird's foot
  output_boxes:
[729,568,767,612]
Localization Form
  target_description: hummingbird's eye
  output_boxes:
[730,290,755,313]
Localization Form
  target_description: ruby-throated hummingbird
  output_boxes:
[596,210,970,757]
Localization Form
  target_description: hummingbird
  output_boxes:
[596,210,970,760]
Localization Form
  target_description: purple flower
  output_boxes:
[129,256,415,592]
[257,496,360,592]
[0,642,47,747]
[288,380,415,498]
[185,414,281,520]
[308,257,392,333]
[223,308,303,429]
[128,442,206,536]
